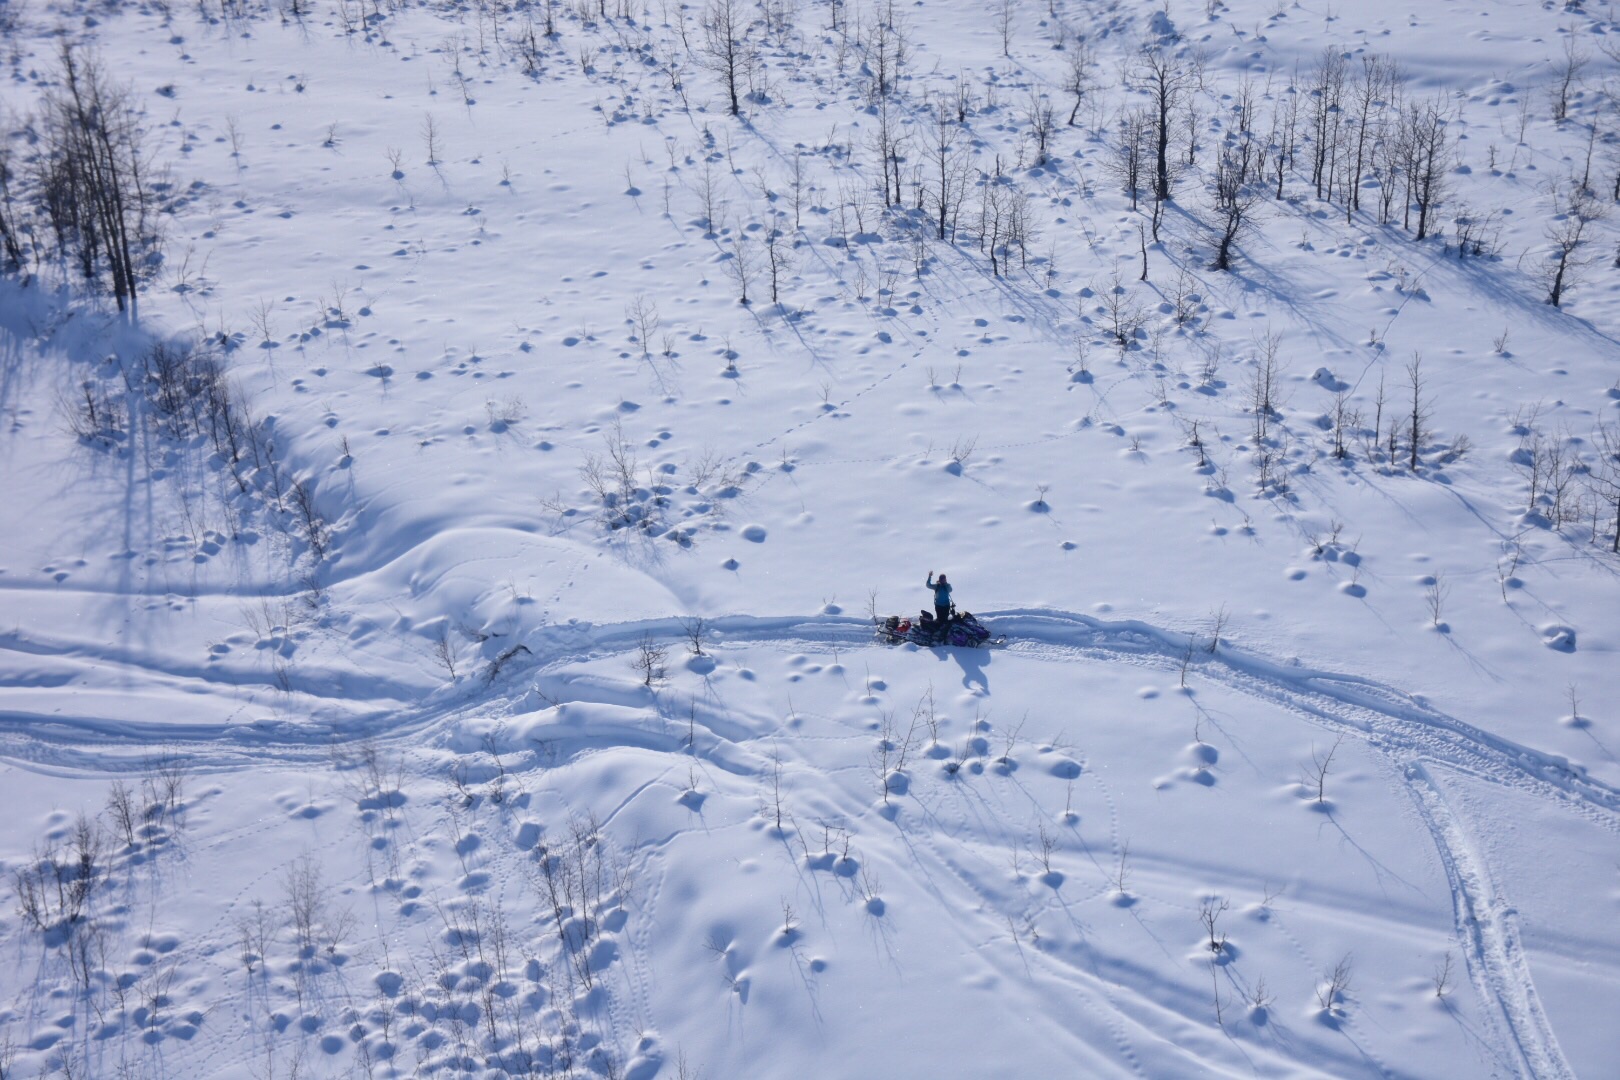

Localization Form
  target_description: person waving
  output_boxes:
[926,571,953,632]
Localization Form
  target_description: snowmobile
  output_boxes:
[876,606,1003,648]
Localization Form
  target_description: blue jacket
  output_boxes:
[927,574,952,608]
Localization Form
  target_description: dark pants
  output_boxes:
[934,605,951,640]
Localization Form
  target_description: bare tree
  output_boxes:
[1405,352,1430,470]
[1267,79,1302,200]
[283,853,326,956]
[927,103,970,241]
[0,138,29,276]
[701,0,754,116]
[764,227,792,305]
[693,160,726,238]
[1550,33,1588,123]
[635,634,667,686]
[1306,48,1347,201]
[1026,91,1056,167]
[106,779,139,849]
[1210,145,1262,271]
[1345,54,1399,219]
[1199,896,1230,953]
[1107,109,1151,212]
[727,223,754,305]
[1544,180,1607,307]
[1131,46,1201,205]
[977,180,1015,277]
[1098,275,1144,349]
[1331,389,1359,460]
[1433,952,1454,998]
[37,42,159,313]
[1302,734,1344,804]
[1317,954,1354,1013]
[863,6,908,101]
[1247,331,1285,442]
[1063,40,1097,126]
[680,616,710,656]
[869,95,907,206]
[994,0,1014,57]
[1400,97,1453,240]
[627,294,659,361]
[421,112,441,164]
[1591,421,1620,552]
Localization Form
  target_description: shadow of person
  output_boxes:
[935,641,991,693]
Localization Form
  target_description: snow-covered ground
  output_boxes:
[2,0,1619,1075]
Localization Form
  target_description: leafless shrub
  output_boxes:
[1035,823,1057,875]
[764,743,786,830]
[1317,954,1353,1012]
[485,394,524,430]
[106,779,139,849]
[995,715,1025,767]
[915,686,939,750]
[1548,34,1587,122]
[1113,840,1132,894]
[531,813,624,994]
[12,815,102,932]
[635,634,667,686]
[626,294,660,360]
[1246,332,1286,442]
[583,421,662,531]
[1199,896,1230,953]
[282,852,326,956]
[1302,734,1344,803]
[1433,952,1454,998]
[872,709,919,804]
[289,478,331,561]
[449,759,475,807]
[948,434,977,468]
[680,616,710,656]
[432,624,459,679]
[236,898,272,974]
[145,748,189,823]
[1405,353,1432,471]
[857,864,882,907]
[1591,421,1620,552]
[486,642,532,682]
[60,379,127,446]
[1207,604,1230,652]
[421,112,442,165]
[321,904,357,957]
[1248,975,1273,1012]
[1425,574,1449,626]
[1094,278,1141,353]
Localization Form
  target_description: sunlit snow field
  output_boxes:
[2,0,1619,1075]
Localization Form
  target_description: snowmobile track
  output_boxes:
[0,607,1600,1078]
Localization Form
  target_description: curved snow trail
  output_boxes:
[0,606,1599,1077]
[2,608,1616,825]
[1404,763,1576,1080]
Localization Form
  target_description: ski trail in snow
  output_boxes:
[1404,763,1575,1080]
